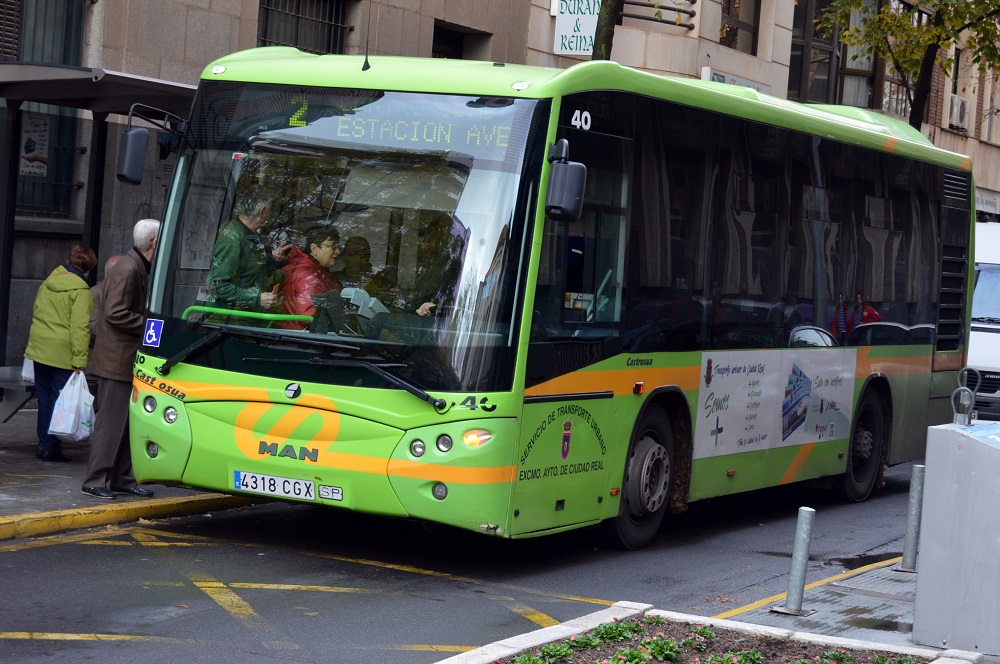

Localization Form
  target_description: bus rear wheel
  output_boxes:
[838,390,885,502]
[604,405,673,550]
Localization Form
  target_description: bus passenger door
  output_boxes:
[518,124,632,535]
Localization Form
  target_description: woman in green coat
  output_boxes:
[24,245,97,462]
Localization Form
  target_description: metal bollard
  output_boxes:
[772,506,817,616]
[899,464,925,572]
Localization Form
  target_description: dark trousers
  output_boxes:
[82,377,137,490]
[33,362,73,456]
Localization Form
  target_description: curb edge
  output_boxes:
[0,494,256,541]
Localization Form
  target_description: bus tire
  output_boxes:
[838,390,885,502]
[604,405,673,550]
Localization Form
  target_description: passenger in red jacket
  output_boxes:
[847,291,881,332]
[280,227,342,330]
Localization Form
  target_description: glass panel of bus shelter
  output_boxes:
[151,83,548,392]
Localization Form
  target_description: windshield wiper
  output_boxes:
[972,317,1000,324]
[245,356,447,411]
[157,325,360,376]
[158,327,229,376]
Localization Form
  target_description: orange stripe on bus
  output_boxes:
[133,377,342,412]
[779,443,815,484]
[387,459,516,484]
[524,365,700,398]
[854,349,931,379]
[882,137,898,153]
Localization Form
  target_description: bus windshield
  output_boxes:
[150,82,547,393]
[972,266,1000,321]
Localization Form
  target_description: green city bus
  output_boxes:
[122,48,973,549]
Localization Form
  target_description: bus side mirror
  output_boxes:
[545,139,586,222]
[117,127,149,185]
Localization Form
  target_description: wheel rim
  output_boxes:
[852,410,875,473]
[628,434,669,517]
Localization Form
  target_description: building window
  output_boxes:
[0,0,20,61]
[720,0,759,55]
[432,23,465,59]
[788,0,836,102]
[838,3,876,108]
[258,0,349,55]
[431,20,491,60]
[1,0,84,64]
[878,0,930,119]
[986,72,1000,145]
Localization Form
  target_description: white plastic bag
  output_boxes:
[21,358,33,383]
[48,372,95,442]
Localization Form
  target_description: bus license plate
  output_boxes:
[233,471,315,500]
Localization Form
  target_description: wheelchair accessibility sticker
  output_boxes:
[143,319,164,348]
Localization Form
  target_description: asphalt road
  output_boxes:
[0,463,916,664]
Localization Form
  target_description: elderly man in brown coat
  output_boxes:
[82,219,160,499]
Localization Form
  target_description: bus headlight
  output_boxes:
[463,429,493,447]
[410,439,426,457]
[436,434,453,453]
[143,396,157,413]
[432,482,448,500]
[163,407,178,424]
[146,442,159,458]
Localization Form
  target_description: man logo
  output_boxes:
[285,383,302,399]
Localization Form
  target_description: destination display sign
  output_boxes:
[259,93,534,163]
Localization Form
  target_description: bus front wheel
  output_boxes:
[604,405,673,550]
[839,390,885,502]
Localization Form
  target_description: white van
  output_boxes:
[970,221,1000,420]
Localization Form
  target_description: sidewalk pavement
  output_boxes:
[0,408,992,664]
[0,408,251,540]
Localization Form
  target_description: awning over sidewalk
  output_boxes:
[0,62,196,116]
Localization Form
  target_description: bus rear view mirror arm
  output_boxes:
[545,138,587,222]
[116,103,188,185]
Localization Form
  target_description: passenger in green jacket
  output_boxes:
[207,195,292,312]
[24,244,97,462]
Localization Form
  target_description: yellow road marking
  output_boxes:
[79,531,214,547]
[188,573,260,622]
[0,528,133,552]
[141,581,187,587]
[390,645,475,652]
[134,528,226,543]
[229,583,371,593]
[504,601,560,628]
[4,474,72,479]
[712,555,902,619]
[312,552,613,606]
[0,632,177,642]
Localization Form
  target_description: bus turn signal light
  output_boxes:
[463,430,493,447]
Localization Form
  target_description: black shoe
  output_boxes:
[110,485,154,497]
[39,452,72,462]
[81,486,115,499]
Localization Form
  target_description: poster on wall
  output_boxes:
[553,0,601,55]
[19,114,49,178]
[693,348,857,459]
